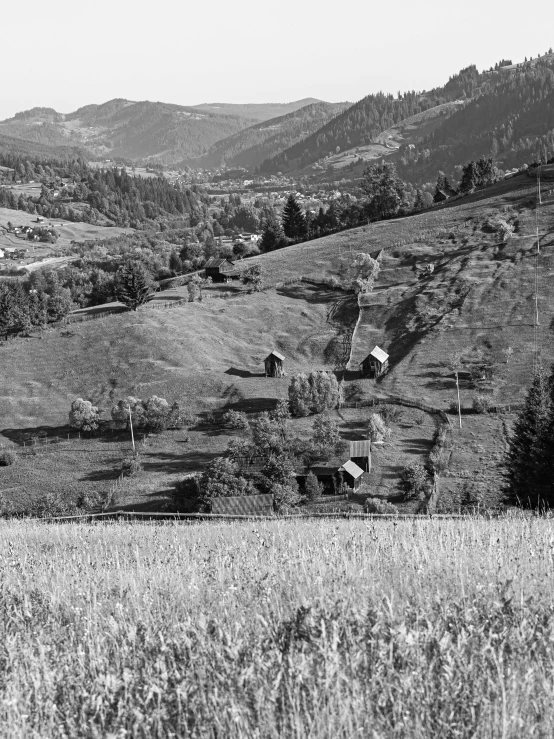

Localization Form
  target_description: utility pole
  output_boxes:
[455,370,462,430]
[127,405,136,453]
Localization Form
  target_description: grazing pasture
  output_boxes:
[1,517,554,738]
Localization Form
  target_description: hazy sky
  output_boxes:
[1,0,553,119]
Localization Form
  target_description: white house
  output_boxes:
[0,249,4,259]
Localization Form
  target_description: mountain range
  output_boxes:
[1,51,554,182]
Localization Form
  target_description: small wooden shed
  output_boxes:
[264,350,285,377]
[204,257,236,283]
[360,346,389,379]
[339,460,364,490]
[350,440,372,473]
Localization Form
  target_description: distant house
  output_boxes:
[339,460,364,491]
[349,440,371,473]
[211,493,274,516]
[264,350,285,377]
[0,249,4,259]
[360,346,389,379]
[204,257,236,283]
[434,186,457,202]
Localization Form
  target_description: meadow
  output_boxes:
[1,517,554,738]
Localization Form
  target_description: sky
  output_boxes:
[1,0,553,119]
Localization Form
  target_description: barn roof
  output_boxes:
[350,440,371,457]
[339,460,364,479]
[368,346,389,364]
[204,257,233,268]
[266,350,285,361]
[211,493,274,515]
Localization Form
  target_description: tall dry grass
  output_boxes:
[1,517,554,737]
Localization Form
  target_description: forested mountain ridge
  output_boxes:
[192,102,350,170]
[191,99,323,121]
[0,99,259,164]
[262,52,554,180]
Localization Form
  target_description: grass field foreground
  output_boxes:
[2,517,554,737]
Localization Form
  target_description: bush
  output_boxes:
[380,404,403,425]
[222,410,249,430]
[0,449,17,466]
[400,463,432,500]
[304,471,324,501]
[174,475,201,512]
[364,497,398,514]
[288,371,340,417]
[121,454,143,477]
[472,395,492,413]
[368,413,389,442]
[77,490,103,511]
[69,398,100,434]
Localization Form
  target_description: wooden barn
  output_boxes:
[204,257,236,283]
[211,493,274,515]
[264,350,285,377]
[299,465,341,494]
[360,346,389,378]
[349,440,371,473]
[339,460,364,491]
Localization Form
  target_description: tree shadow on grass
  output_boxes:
[225,367,265,378]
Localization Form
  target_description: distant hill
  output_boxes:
[192,101,350,170]
[262,53,554,183]
[191,99,323,121]
[0,99,258,164]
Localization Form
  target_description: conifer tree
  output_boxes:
[260,214,287,252]
[281,194,307,240]
[504,365,551,507]
[116,261,154,311]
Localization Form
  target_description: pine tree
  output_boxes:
[116,261,154,311]
[260,214,287,252]
[282,194,307,240]
[504,365,551,507]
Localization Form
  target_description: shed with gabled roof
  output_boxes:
[264,350,285,378]
[204,257,236,282]
[349,439,371,472]
[360,346,389,378]
[339,460,364,490]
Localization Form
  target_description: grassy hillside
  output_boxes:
[2,174,551,511]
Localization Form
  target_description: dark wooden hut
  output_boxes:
[349,440,371,473]
[360,346,389,378]
[204,257,236,283]
[264,350,285,377]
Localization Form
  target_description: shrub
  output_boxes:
[222,410,249,430]
[0,449,17,466]
[368,413,389,442]
[288,371,340,417]
[400,463,432,500]
[304,471,324,501]
[121,454,143,477]
[473,395,492,413]
[380,404,403,425]
[69,398,100,434]
[364,497,398,514]
[413,411,425,425]
[344,381,364,404]
[77,490,103,511]
[173,475,201,512]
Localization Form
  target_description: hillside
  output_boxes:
[191,99,323,121]
[0,131,87,160]
[1,173,552,512]
[193,101,350,170]
[263,53,554,184]
[0,99,258,164]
